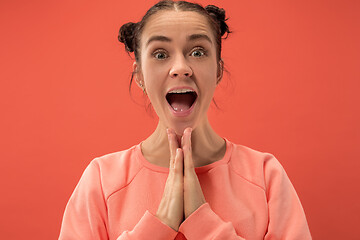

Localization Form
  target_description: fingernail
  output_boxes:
[186,128,192,135]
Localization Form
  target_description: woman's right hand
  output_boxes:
[155,128,184,231]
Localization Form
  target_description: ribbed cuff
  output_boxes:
[178,203,238,240]
[125,210,178,239]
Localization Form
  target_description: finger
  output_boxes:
[182,128,195,175]
[164,148,183,197]
[174,148,184,175]
[167,128,179,169]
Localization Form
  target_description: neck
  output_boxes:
[140,118,226,168]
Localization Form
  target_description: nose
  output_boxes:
[169,55,193,78]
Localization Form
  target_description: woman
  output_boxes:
[59,1,311,239]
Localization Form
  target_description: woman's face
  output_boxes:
[135,10,222,134]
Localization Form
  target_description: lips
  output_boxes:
[165,87,198,115]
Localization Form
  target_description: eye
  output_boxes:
[152,50,168,60]
[191,48,206,58]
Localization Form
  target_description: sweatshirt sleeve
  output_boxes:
[178,203,246,240]
[263,156,312,239]
[59,159,178,240]
[116,211,178,240]
[59,159,109,239]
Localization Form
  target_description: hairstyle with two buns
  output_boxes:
[118,0,230,61]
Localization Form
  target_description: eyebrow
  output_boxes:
[187,34,212,44]
[146,34,212,46]
[146,35,171,46]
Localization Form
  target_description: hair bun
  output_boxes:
[118,22,137,52]
[205,5,230,38]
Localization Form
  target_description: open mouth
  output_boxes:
[166,90,198,112]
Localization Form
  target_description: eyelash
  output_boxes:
[152,50,168,60]
[152,47,207,60]
[191,47,207,58]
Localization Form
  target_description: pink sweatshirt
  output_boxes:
[59,138,311,239]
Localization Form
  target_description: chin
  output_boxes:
[164,112,204,136]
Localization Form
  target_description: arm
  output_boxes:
[59,160,109,239]
[179,203,246,240]
[116,211,178,240]
[59,159,178,240]
[264,156,312,240]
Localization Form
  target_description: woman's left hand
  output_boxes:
[181,127,207,219]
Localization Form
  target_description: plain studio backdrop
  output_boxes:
[0,0,359,239]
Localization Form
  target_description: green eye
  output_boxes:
[153,51,168,60]
[191,49,206,57]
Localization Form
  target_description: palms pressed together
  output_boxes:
[156,128,206,231]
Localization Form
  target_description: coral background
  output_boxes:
[1,0,359,239]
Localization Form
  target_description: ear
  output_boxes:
[216,59,224,85]
[133,62,145,90]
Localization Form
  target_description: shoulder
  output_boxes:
[87,144,144,199]
[227,140,285,191]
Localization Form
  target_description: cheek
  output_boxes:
[141,66,168,105]
[142,63,166,89]
[196,63,218,87]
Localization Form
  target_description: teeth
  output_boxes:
[168,89,195,94]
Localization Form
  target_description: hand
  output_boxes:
[155,128,184,231]
[155,128,207,231]
[181,128,206,219]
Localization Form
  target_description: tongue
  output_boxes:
[172,102,190,112]
[168,93,194,112]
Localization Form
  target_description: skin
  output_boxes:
[133,10,226,231]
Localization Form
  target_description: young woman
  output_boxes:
[59,1,311,239]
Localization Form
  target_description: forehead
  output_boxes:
[141,10,214,44]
